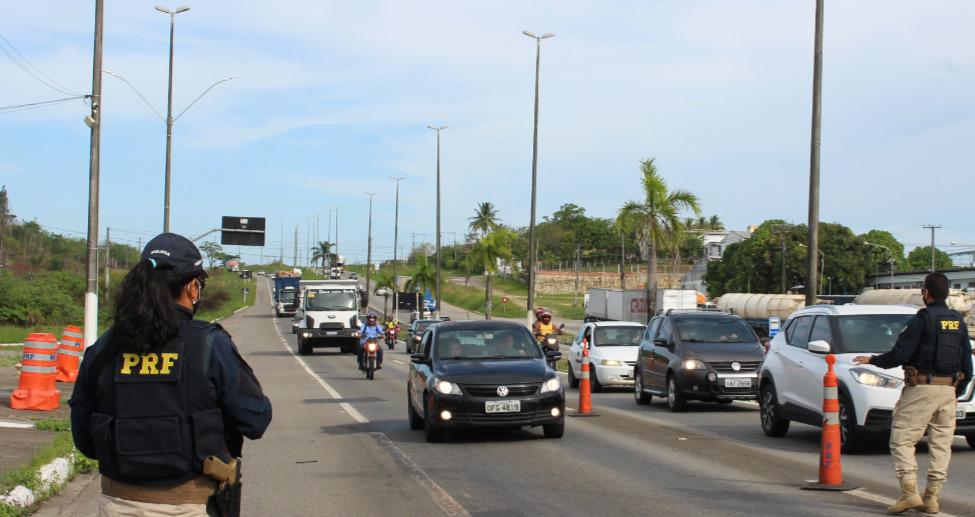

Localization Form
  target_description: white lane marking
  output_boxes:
[271,314,369,424]
[844,488,956,517]
[0,420,34,429]
[392,359,405,365]
[370,432,471,517]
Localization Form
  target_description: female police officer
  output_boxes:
[69,233,272,516]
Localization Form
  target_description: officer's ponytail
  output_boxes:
[112,259,193,353]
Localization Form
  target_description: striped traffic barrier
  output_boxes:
[56,325,84,382]
[570,338,598,418]
[9,333,61,411]
[802,353,855,491]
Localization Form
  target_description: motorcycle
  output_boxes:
[385,326,398,350]
[363,339,380,380]
[539,323,565,370]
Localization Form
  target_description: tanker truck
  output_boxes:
[854,288,975,338]
[715,293,807,338]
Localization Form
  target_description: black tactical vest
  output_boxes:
[912,306,967,376]
[90,320,232,486]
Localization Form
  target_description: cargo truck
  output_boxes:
[294,279,362,355]
[585,288,698,323]
[274,275,301,317]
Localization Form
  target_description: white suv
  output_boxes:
[759,304,975,452]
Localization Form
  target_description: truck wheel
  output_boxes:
[298,337,312,356]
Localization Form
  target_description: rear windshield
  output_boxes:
[674,318,756,343]
[594,326,645,346]
[435,328,542,360]
[833,315,912,354]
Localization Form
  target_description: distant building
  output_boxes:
[684,227,755,295]
[868,267,975,291]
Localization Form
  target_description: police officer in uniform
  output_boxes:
[854,273,972,514]
[69,233,273,516]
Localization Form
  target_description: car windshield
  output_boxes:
[594,326,645,346]
[435,328,542,359]
[674,318,756,343]
[305,290,358,311]
[833,315,913,354]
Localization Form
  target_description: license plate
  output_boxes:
[957,410,966,420]
[724,378,752,388]
[326,331,338,336]
[485,400,521,413]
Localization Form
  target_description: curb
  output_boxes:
[0,343,24,348]
[0,456,73,509]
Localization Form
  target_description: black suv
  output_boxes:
[634,311,765,411]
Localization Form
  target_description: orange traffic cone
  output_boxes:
[803,354,855,491]
[10,333,61,411]
[570,338,598,418]
[56,325,84,382]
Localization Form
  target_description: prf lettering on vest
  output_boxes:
[119,353,180,375]
[941,320,961,331]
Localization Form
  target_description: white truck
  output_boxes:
[585,288,698,323]
[294,279,362,356]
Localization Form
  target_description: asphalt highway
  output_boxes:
[233,278,975,516]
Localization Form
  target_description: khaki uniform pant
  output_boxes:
[889,384,957,483]
[98,494,208,517]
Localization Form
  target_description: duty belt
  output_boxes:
[914,375,960,387]
[101,475,216,505]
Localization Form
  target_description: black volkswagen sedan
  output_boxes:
[407,320,565,442]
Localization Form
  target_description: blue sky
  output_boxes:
[2,1,974,265]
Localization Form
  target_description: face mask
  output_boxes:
[191,280,204,315]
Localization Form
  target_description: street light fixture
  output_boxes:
[428,125,447,318]
[390,176,405,321]
[864,241,896,288]
[523,30,555,325]
[156,4,192,233]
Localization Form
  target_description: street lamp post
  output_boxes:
[365,192,376,309]
[864,241,896,288]
[155,5,191,233]
[427,125,447,317]
[391,176,405,322]
[523,30,555,325]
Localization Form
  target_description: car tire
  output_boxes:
[543,420,565,439]
[408,391,423,430]
[839,392,867,454]
[666,374,686,413]
[590,368,603,393]
[567,364,579,389]
[634,369,652,405]
[966,435,975,449]
[759,381,790,437]
[298,337,312,356]
[424,400,445,443]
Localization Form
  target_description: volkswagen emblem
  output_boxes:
[496,385,509,397]
[731,362,741,372]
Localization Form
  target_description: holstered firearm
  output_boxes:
[203,456,241,517]
[903,366,919,387]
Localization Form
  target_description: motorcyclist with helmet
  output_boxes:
[534,311,561,342]
[357,313,385,370]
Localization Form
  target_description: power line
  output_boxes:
[0,95,88,115]
[0,32,81,96]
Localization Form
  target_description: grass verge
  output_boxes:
[0,432,97,516]
[0,326,61,345]
[196,270,258,323]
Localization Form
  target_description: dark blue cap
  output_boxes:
[140,233,206,277]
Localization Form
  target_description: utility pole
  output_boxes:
[923,224,941,272]
[334,207,340,264]
[427,125,447,318]
[391,176,405,322]
[279,223,284,264]
[84,0,105,349]
[523,30,555,325]
[104,227,111,293]
[620,232,626,290]
[804,0,824,307]
[293,225,298,267]
[365,192,377,309]
[156,5,191,233]
[574,245,581,307]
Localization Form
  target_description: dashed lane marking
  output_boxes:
[392,359,405,365]
[370,432,471,517]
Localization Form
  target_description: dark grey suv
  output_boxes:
[634,311,765,411]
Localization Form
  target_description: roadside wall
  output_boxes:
[536,270,688,295]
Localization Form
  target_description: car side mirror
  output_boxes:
[807,340,831,354]
[546,350,562,361]
[410,353,429,364]
[760,337,771,345]
[654,339,672,349]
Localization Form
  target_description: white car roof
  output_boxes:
[794,304,919,316]
[588,321,646,327]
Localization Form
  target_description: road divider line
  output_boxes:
[271,315,369,424]
[369,432,470,517]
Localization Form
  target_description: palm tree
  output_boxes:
[707,215,724,231]
[616,158,701,316]
[311,241,334,275]
[372,269,397,319]
[405,254,436,293]
[468,202,500,239]
[469,228,514,319]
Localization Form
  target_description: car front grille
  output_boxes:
[452,409,545,424]
[317,322,344,331]
[710,361,762,373]
[463,384,538,397]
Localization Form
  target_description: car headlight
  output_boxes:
[435,380,462,395]
[352,330,361,338]
[683,359,707,370]
[850,367,902,389]
[540,377,562,393]
[600,359,624,367]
